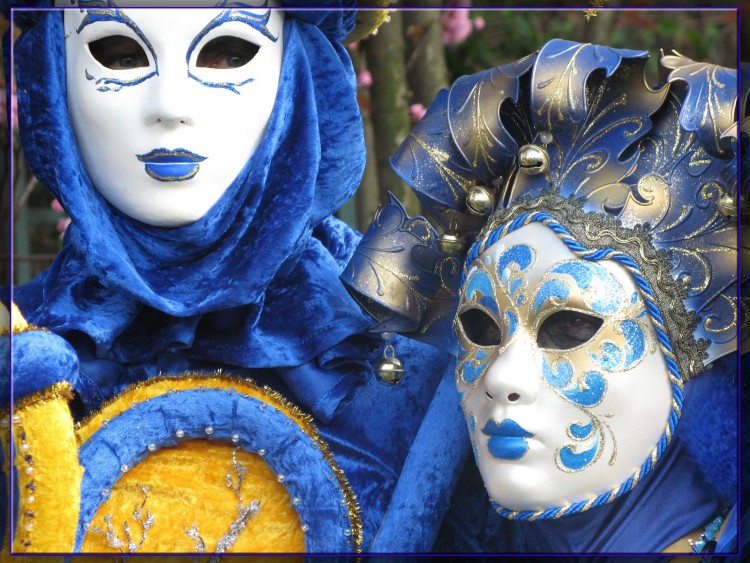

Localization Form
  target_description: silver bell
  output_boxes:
[375,344,405,385]
[466,186,496,216]
[518,144,550,175]
[438,225,467,255]
[718,194,737,218]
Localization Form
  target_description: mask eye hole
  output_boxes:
[537,310,603,350]
[89,35,149,70]
[196,36,260,69]
[458,308,502,347]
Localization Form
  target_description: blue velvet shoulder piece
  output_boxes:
[11,8,369,414]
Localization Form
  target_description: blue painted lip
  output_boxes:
[482,419,534,460]
[136,148,207,182]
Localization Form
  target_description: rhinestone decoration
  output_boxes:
[184,448,262,554]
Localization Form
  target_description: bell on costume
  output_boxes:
[438,218,468,255]
[465,185,496,216]
[375,337,405,385]
[517,144,550,175]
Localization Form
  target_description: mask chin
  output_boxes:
[456,221,675,517]
[62,2,284,226]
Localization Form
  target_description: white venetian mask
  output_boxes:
[454,222,674,514]
[62,0,284,226]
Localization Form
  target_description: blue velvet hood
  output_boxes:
[11,3,372,405]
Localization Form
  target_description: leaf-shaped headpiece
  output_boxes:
[343,39,745,379]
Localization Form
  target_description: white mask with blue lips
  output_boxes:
[62,0,284,227]
[454,221,674,515]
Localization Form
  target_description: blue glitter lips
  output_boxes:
[482,419,534,460]
[136,148,207,182]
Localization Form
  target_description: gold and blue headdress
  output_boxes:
[343,39,745,377]
[342,40,745,519]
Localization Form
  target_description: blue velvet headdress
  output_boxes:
[9,2,372,417]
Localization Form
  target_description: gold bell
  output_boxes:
[718,194,737,218]
[466,185,496,216]
[518,144,550,175]
[438,220,467,255]
[375,343,405,385]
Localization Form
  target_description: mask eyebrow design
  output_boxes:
[185,3,276,94]
[75,1,158,75]
[188,6,278,56]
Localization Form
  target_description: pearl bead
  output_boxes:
[120,465,129,473]
[20,443,29,452]
[301,524,309,533]
[24,523,33,532]
[147,443,157,451]
[231,434,240,443]
[12,415,21,424]
[26,495,35,504]
[176,429,185,438]
[277,474,286,483]
[257,449,266,456]
[292,497,300,506]
[25,466,33,475]
[102,488,110,496]
[344,528,352,537]
[204,426,214,435]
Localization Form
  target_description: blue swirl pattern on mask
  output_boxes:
[591,341,623,371]
[551,261,622,315]
[570,422,593,439]
[461,349,491,384]
[621,319,646,369]
[533,279,569,314]
[504,310,518,340]
[497,245,533,296]
[559,434,600,471]
[464,270,499,316]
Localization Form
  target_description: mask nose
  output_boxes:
[483,331,540,405]
[144,70,195,127]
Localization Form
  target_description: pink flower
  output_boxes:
[347,42,359,51]
[51,199,65,213]
[357,69,373,89]
[473,16,485,31]
[10,94,18,131]
[409,103,427,121]
[442,9,473,45]
[56,217,71,239]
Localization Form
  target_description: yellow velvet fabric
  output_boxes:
[81,440,306,553]
[12,385,83,553]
